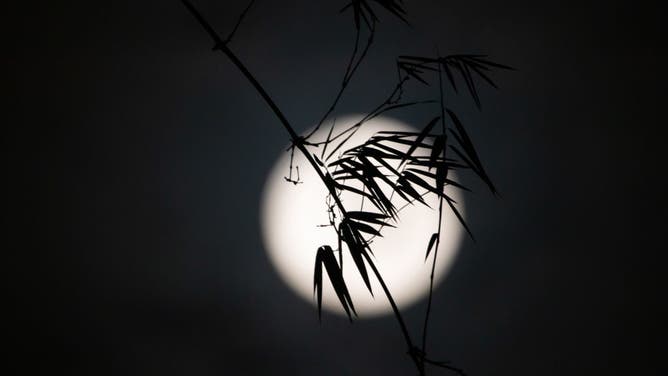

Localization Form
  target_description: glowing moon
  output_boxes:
[260,115,465,318]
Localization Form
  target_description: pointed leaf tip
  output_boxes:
[314,245,356,321]
[425,233,439,261]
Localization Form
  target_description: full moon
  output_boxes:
[260,115,465,318]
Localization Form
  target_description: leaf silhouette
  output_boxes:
[397,176,427,205]
[442,62,458,93]
[402,116,440,166]
[429,134,446,167]
[314,245,356,321]
[350,220,383,236]
[452,59,480,108]
[403,170,441,196]
[441,55,513,107]
[347,211,394,227]
[180,1,510,374]
[397,62,431,85]
[332,159,396,215]
[340,219,374,295]
[399,54,512,107]
[397,56,438,85]
[446,109,497,194]
[435,162,447,193]
[341,0,408,30]
[424,233,439,261]
[443,193,474,240]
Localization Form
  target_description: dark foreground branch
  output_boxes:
[181,1,424,374]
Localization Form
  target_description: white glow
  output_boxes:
[260,115,464,318]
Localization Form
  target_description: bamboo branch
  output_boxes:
[181,1,424,374]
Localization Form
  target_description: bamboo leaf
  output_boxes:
[371,136,433,148]
[429,134,446,167]
[447,109,497,194]
[361,147,404,177]
[341,0,409,29]
[436,161,447,192]
[340,220,374,295]
[403,170,441,196]
[397,176,428,206]
[425,233,439,261]
[442,62,458,93]
[314,245,356,321]
[460,60,481,108]
[402,116,440,166]
[404,167,470,192]
[350,220,383,236]
[347,211,394,226]
[369,142,420,162]
[443,193,474,240]
[468,63,499,89]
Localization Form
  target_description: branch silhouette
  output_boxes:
[181,1,512,374]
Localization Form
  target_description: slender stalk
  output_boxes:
[319,77,410,161]
[224,0,255,44]
[181,1,424,374]
[421,57,449,361]
[363,250,424,375]
[304,21,375,140]
[181,0,344,209]
[422,196,444,358]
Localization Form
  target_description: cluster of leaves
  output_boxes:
[181,0,511,374]
[398,54,513,108]
[314,113,496,321]
[312,46,512,324]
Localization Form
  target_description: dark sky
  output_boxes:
[5,0,664,375]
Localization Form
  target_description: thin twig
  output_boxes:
[421,55,449,361]
[321,77,410,161]
[304,21,376,140]
[224,0,256,44]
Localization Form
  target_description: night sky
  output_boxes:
[5,0,664,375]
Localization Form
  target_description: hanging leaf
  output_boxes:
[401,116,440,166]
[429,134,446,167]
[446,109,497,194]
[435,161,447,193]
[314,245,356,321]
[424,233,439,261]
[442,61,458,93]
[443,193,474,241]
[405,168,471,192]
[340,219,374,295]
[396,176,427,206]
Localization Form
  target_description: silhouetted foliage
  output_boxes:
[181,1,511,374]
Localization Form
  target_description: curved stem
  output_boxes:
[224,0,255,44]
[422,196,443,357]
[363,251,425,375]
[181,0,345,210]
[421,55,449,362]
[304,21,376,140]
